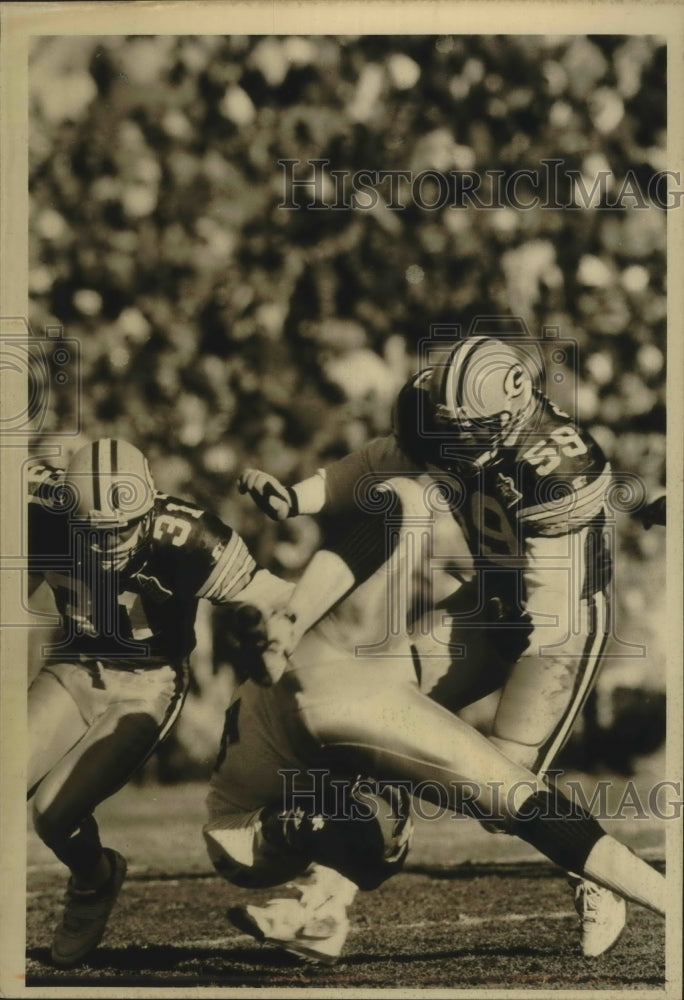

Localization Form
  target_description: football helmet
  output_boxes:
[64,438,156,571]
[428,336,536,462]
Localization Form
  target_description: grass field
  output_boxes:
[23,769,670,992]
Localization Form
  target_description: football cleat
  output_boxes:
[51,848,128,968]
[228,865,356,965]
[64,438,156,572]
[572,877,627,958]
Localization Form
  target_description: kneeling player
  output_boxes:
[27,438,292,968]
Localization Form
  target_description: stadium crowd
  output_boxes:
[27,34,667,770]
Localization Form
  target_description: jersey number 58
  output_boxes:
[522,426,587,475]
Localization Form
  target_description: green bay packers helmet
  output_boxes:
[65,438,156,571]
[428,336,536,458]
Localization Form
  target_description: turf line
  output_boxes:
[178,910,574,950]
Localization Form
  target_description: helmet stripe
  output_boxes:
[102,438,112,515]
[111,438,120,511]
[92,439,101,511]
[97,437,116,516]
[453,336,489,409]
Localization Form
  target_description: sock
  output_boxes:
[506,789,605,872]
[50,814,107,887]
[302,864,358,908]
[582,835,665,915]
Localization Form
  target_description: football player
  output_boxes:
[234,335,632,958]
[27,437,293,968]
[204,474,665,966]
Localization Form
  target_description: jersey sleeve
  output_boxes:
[27,463,68,574]
[512,414,612,538]
[515,463,612,537]
[187,511,258,604]
[323,436,420,514]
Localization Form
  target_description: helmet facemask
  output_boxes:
[65,438,157,574]
[429,337,536,470]
[86,510,153,572]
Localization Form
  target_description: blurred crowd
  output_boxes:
[27,34,668,767]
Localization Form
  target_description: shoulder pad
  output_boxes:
[392,371,441,467]
[150,494,210,551]
[513,400,611,533]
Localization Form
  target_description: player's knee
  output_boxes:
[488,734,538,771]
[346,781,413,890]
[203,816,308,889]
[109,704,160,744]
[32,788,70,846]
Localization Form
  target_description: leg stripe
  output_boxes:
[120,662,190,780]
[156,661,190,746]
[533,590,609,776]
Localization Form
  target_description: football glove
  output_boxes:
[238,469,299,521]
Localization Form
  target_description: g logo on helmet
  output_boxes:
[504,363,526,400]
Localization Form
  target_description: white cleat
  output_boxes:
[228,865,355,965]
[573,878,627,958]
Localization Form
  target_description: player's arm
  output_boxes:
[259,486,406,676]
[180,510,292,686]
[187,505,384,686]
[218,500,398,685]
[238,435,418,520]
[26,463,65,602]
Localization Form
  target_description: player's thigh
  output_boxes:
[287,630,418,732]
[492,606,607,770]
[208,681,311,818]
[31,662,185,827]
[289,658,530,813]
[28,668,89,794]
[31,696,163,831]
[411,605,508,712]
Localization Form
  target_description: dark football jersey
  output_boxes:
[322,372,613,605]
[28,464,257,662]
[395,370,608,520]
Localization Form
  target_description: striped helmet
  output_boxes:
[428,336,535,458]
[65,438,156,570]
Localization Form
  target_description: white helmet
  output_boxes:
[428,336,536,458]
[65,438,156,571]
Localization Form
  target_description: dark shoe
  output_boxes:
[51,848,127,968]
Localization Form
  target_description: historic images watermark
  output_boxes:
[278,158,682,212]
[279,769,684,824]
[0,317,80,438]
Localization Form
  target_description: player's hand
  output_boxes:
[222,603,298,687]
[238,469,299,521]
[221,602,272,686]
[260,609,299,686]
